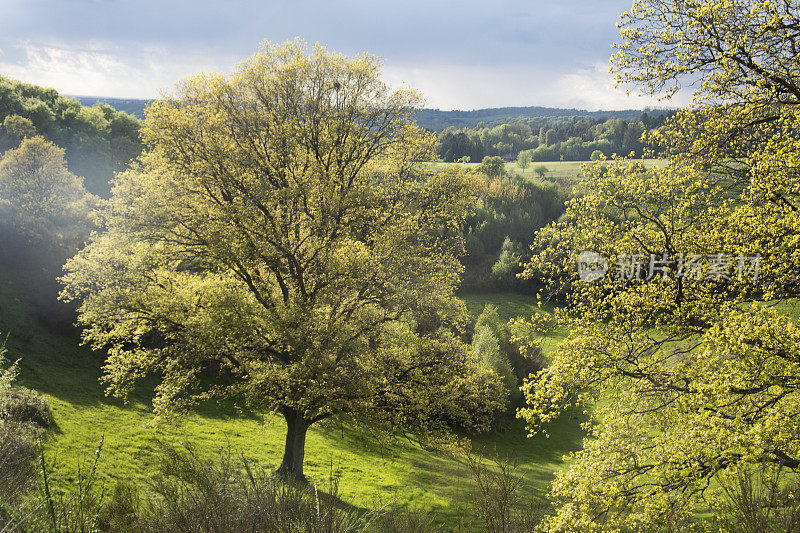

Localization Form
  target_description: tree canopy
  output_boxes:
[0,75,143,196]
[436,115,662,163]
[60,41,504,482]
[519,0,800,530]
[0,137,90,222]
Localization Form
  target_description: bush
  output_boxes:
[369,509,439,533]
[0,340,58,526]
[712,465,800,533]
[0,387,55,431]
[473,305,517,406]
[491,237,522,280]
[118,442,393,533]
[590,149,605,161]
[120,442,457,533]
[465,452,545,532]
[471,306,545,409]
[479,156,506,178]
[0,421,38,504]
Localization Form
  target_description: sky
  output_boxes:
[0,0,689,111]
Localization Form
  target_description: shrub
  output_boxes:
[0,339,58,527]
[0,387,56,431]
[491,237,522,280]
[465,452,545,532]
[479,156,506,178]
[2,115,36,145]
[0,421,38,504]
[712,465,800,533]
[472,323,516,405]
[475,304,502,338]
[129,442,382,533]
[368,509,439,532]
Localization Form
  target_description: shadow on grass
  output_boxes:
[312,409,586,527]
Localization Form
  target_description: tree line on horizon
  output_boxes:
[436,112,674,163]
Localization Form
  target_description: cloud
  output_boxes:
[545,63,691,110]
[384,62,689,111]
[0,0,688,109]
[0,41,236,97]
[1,43,132,96]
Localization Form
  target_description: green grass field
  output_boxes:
[0,263,581,529]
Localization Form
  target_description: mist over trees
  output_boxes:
[0,75,143,196]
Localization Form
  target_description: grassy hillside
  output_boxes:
[0,259,581,528]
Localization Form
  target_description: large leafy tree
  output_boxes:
[61,41,504,482]
[519,1,800,530]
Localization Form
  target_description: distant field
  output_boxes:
[426,159,669,184]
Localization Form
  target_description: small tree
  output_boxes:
[2,116,36,146]
[589,149,604,161]
[479,156,506,178]
[533,165,549,179]
[517,150,533,173]
[472,306,515,403]
[0,136,91,224]
[491,237,521,279]
[61,41,504,483]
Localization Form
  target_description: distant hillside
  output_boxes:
[414,106,675,131]
[71,96,153,119]
[71,96,674,132]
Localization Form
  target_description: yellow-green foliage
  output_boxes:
[0,335,18,391]
[60,41,505,480]
[518,1,800,530]
[2,115,36,143]
[0,136,93,224]
[473,305,516,402]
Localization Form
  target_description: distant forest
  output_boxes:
[1,77,142,196]
[72,95,673,162]
[72,95,673,130]
[413,105,674,130]
[437,112,674,162]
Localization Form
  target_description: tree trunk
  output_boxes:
[275,408,310,483]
